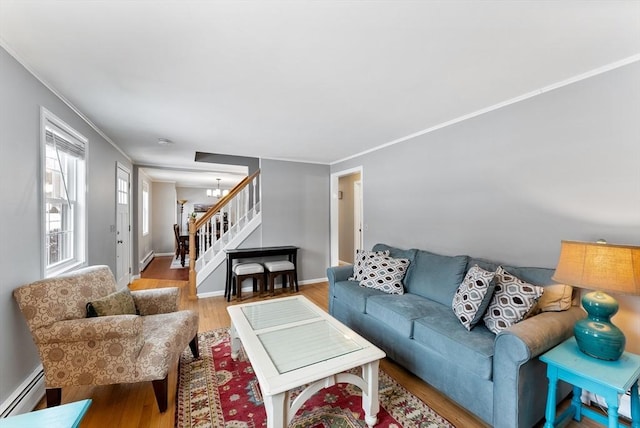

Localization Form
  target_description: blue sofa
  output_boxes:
[327,244,585,428]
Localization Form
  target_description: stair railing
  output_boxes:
[187,169,261,299]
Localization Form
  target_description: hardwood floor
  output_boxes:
[140,256,189,281]
[33,277,605,427]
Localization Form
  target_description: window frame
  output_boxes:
[40,107,88,278]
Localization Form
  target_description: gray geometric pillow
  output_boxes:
[359,255,409,295]
[483,266,544,334]
[452,265,497,330]
[349,249,390,281]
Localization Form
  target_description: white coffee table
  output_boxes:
[227,295,386,428]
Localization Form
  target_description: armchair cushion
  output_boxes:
[33,315,142,344]
[86,288,137,317]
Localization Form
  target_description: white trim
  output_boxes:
[139,250,154,271]
[40,107,89,278]
[1,41,132,162]
[330,54,640,165]
[330,166,364,267]
[196,277,328,299]
[0,366,44,417]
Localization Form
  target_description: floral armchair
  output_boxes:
[13,265,199,412]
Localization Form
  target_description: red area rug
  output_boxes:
[176,328,454,428]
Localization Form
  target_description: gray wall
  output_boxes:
[331,61,640,351]
[152,182,177,254]
[261,159,330,282]
[0,47,132,405]
[197,159,331,294]
[332,61,640,267]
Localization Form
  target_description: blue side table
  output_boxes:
[0,399,91,428]
[540,337,640,428]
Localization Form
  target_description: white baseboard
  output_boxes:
[0,366,45,417]
[139,251,154,271]
[196,277,328,299]
[155,252,174,257]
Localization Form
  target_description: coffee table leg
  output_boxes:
[362,360,380,428]
[264,392,287,428]
[230,322,241,360]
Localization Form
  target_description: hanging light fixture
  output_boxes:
[207,179,223,198]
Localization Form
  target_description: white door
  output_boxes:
[116,164,131,289]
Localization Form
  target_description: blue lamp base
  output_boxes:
[574,291,625,361]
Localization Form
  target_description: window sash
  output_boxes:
[42,108,87,277]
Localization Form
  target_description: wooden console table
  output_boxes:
[225,246,299,301]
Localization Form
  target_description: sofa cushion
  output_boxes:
[407,250,469,305]
[413,306,496,381]
[365,294,434,338]
[502,265,555,286]
[483,266,544,334]
[452,265,497,330]
[333,281,386,313]
[349,249,390,281]
[359,256,410,295]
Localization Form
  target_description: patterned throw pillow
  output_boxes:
[349,249,390,281]
[359,255,410,295]
[483,266,544,334]
[452,265,497,330]
[86,289,137,317]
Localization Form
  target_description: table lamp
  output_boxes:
[552,240,640,361]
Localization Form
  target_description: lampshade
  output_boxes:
[552,240,640,295]
[552,240,640,361]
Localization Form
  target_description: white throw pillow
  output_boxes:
[359,255,410,295]
[349,249,390,281]
[483,266,544,334]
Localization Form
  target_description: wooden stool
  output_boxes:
[231,263,265,301]
[264,260,298,295]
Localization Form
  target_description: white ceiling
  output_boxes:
[1,1,639,171]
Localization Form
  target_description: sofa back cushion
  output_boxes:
[407,250,469,305]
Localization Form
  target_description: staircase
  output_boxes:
[186,170,261,298]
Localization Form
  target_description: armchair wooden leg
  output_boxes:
[46,388,61,407]
[152,376,168,413]
[189,334,200,358]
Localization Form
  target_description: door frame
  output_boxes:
[353,180,363,253]
[330,166,363,267]
[115,162,132,289]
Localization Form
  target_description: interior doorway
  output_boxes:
[115,163,132,289]
[330,167,363,267]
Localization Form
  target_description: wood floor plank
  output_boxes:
[31,276,603,427]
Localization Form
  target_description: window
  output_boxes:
[142,181,149,235]
[41,108,87,277]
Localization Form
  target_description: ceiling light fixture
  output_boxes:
[157,138,173,145]
[207,178,223,198]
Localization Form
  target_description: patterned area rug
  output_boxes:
[170,256,189,269]
[176,328,454,428]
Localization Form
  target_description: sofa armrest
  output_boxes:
[33,315,142,344]
[131,287,179,315]
[327,265,354,285]
[492,306,585,428]
[495,306,585,361]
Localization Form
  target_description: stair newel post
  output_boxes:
[252,176,257,214]
[188,217,197,300]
